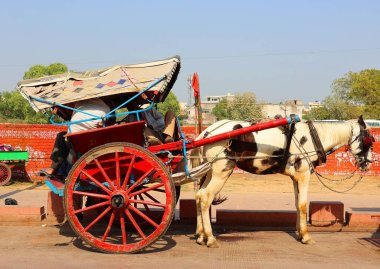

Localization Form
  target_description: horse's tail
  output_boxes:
[212,194,228,205]
[190,146,203,168]
[190,146,228,205]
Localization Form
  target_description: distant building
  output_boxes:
[261,100,304,119]
[184,93,234,125]
[303,101,323,112]
[184,94,304,125]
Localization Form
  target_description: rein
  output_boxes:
[291,128,367,193]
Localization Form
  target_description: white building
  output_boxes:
[184,93,304,125]
[184,93,234,125]
[303,101,323,112]
[261,100,304,119]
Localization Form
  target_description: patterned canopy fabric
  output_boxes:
[17,56,181,112]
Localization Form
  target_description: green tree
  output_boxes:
[0,90,48,123]
[348,69,380,118]
[212,98,229,120]
[0,63,69,123]
[228,93,263,120]
[307,106,332,120]
[23,63,68,79]
[157,92,181,115]
[308,69,380,121]
[212,92,263,121]
[328,69,380,119]
[307,97,363,121]
[46,63,68,76]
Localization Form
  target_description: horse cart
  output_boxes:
[18,56,300,253]
[0,149,29,186]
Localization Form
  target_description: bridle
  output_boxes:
[346,127,375,170]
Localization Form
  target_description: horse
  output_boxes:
[190,116,374,248]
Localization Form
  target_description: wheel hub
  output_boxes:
[111,193,126,208]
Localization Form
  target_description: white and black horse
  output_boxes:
[191,116,374,247]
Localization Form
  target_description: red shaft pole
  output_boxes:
[148,116,298,153]
[190,117,291,148]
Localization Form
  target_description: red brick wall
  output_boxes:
[0,124,67,181]
[0,124,379,182]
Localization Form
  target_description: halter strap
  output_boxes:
[307,121,327,165]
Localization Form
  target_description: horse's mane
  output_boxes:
[312,120,354,147]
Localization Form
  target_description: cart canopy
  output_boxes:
[17,56,181,112]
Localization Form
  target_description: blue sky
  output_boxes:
[1,0,379,104]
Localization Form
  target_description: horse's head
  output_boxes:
[348,116,375,171]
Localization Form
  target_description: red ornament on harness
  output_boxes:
[363,134,375,148]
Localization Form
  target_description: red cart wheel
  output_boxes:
[0,163,11,186]
[64,142,175,253]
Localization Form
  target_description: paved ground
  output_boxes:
[0,174,379,268]
[0,224,379,269]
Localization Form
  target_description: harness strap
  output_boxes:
[280,115,297,172]
[307,121,327,165]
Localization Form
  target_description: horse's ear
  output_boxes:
[358,115,366,129]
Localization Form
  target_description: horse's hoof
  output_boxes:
[207,238,220,248]
[301,238,316,245]
[196,237,206,246]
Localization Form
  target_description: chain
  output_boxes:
[292,136,366,193]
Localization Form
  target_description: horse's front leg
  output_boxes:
[292,180,301,238]
[294,170,315,244]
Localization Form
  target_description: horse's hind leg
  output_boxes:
[198,160,232,248]
[197,186,219,248]
[195,173,211,245]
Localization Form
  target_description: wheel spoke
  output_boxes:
[73,191,109,200]
[128,199,165,208]
[115,152,121,189]
[94,159,116,191]
[143,191,161,204]
[150,188,166,193]
[138,194,151,215]
[84,206,112,232]
[74,200,110,214]
[101,209,116,242]
[130,183,164,197]
[125,208,146,239]
[133,195,137,208]
[119,210,127,245]
[122,155,135,190]
[81,169,112,195]
[126,167,156,195]
[128,204,159,228]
